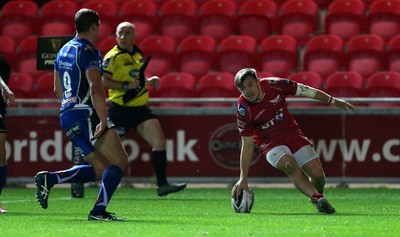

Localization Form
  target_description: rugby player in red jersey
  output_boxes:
[231,68,355,214]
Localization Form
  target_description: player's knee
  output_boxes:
[278,158,299,176]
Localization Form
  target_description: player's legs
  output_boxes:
[137,118,186,196]
[276,154,318,197]
[292,145,326,193]
[88,128,128,219]
[301,158,326,194]
[292,145,335,214]
[93,127,128,170]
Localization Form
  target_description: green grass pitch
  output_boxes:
[0,186,399,237]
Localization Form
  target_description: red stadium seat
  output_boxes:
[259,35,298,78]
[217,35,257,75]
[178,35,217,78]
[159,0,198,43]
[0,0,39,43]
[365,71,400,107]
[156,72,197,107]
[198,72,238,107]
[387,35,400,73]
[325,71,364,98]
[288,71,323,89]
[16,36,47,80]
[287,71,323,107]
[35,73,59,108]
[81,0,118,42]
[325,0,366,42]
[257,71,275,78]
[98,36,117,58]
[119,1,159,44]
[198,0,238,42]
[38,0,77,37]
[8,72,35,99]
[237,0,278,42]
[345,34,385,80]
[0,36,17,70]
[139,36,177,77]
[303,34,344,79]
[280,0,319,45]
[368,0,400,42]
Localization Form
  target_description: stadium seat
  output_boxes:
[288,71,323,89]
[387,35,400,73]
[345,34,385,80]
[119,1,159,44]
[197,72,238,107]
[152,0,169,5]
[81,0,118,42]
[38,0,77,37]
[237,0,278,42]
[192,0,208,6]
[98,36,117,58]
[303,34,344,79]
[159,0,198,43]
[259,35,298,78]
[257,71,275,78]
[272,0,288,7]
[325,0,366,42]
[156,72,197,107]
[139,36,177,78]
[217,35,257,75]
[198,0,238,42]
[16,36,48,80]
[280,0,319,45]
[7,72,35,99]
[35,73,59,108]
[0,0,39,43]
[368,0,400,42]
[325,71,364,98]
[178,35,217,79]
[287,71,323,107]
[365,71,400,107]
[0,36,17,70]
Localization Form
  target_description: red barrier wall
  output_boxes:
[5,113,400,178]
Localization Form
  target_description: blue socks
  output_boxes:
[48,165,96,186]
[0,165,7,195]
[91,165,123,215]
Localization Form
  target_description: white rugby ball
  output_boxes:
[231,187,254,213]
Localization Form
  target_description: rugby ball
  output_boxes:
[231,188,254,213]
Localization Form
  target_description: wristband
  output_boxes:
[121,81,129,89]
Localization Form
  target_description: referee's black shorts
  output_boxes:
[108,103,158,136]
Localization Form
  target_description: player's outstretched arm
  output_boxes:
[295,83,355,111]
[232,136,254,199]
[314,89,356,111]
[0,76,15,105]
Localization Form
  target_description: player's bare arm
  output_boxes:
[232,136,254,199]
[87,68,107,141]
[53,71,63,100]
[0,76,15,105]
[296,83,355,111]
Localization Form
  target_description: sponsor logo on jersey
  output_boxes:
[65,123,81,139]
[269,94,281,104]
[237,104,246,117]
